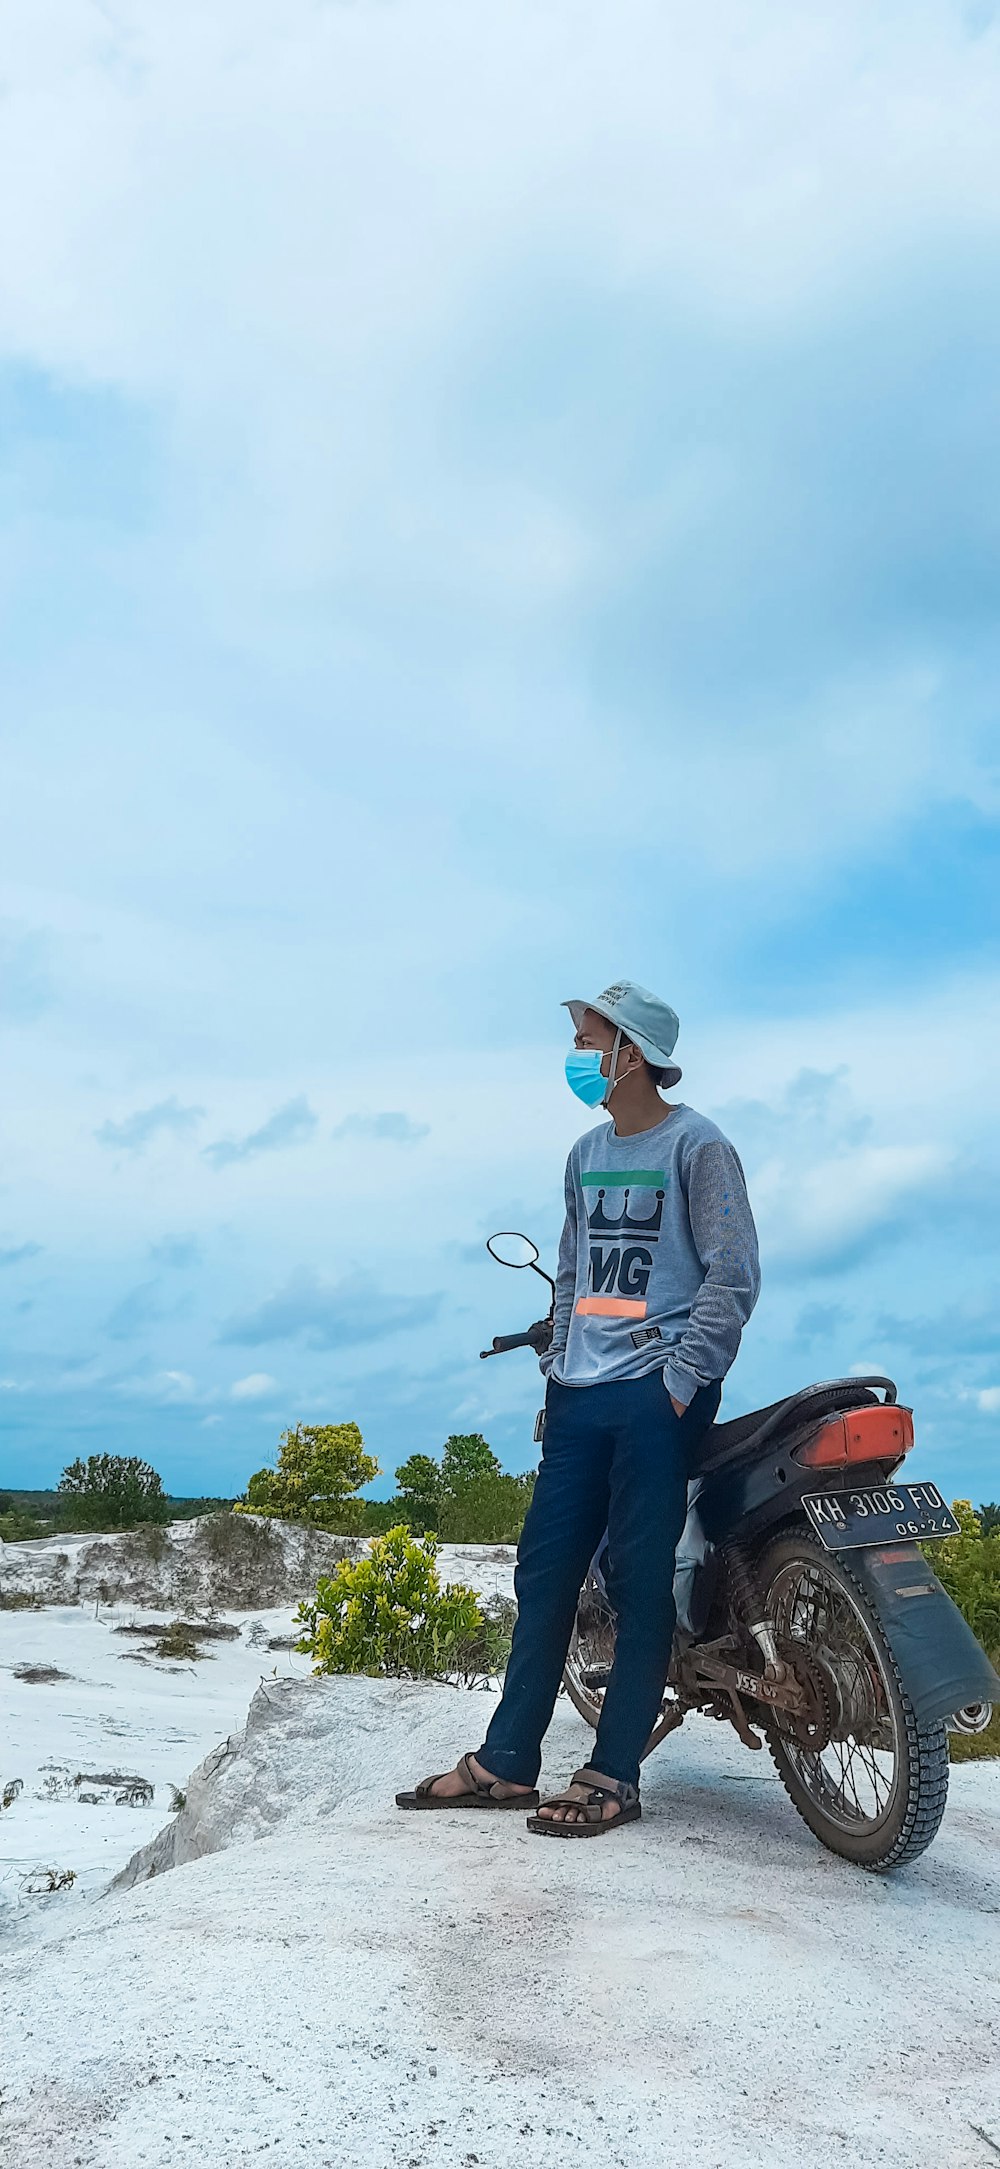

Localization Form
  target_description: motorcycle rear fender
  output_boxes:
[693,1459,1000,1723]
[841,1545,1000,1728]
[695,1450,904,1550]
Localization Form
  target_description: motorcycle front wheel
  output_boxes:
[757,1529,950,1872]
[562,1574,682,1757]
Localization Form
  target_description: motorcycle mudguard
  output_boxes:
[844,1544,1000,1726]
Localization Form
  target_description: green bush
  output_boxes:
[57,1455,169,1532]
[438,1468,534,1544]
[295,1523,513,1685]
[237,1422,379,1534]
[357,1498,408,1535]
[926,1501,1000,1654]
[383,1432,534,1544]
[393,1453,445,1532]
[923,1501,1000,1761]
[0,1508,44,1543]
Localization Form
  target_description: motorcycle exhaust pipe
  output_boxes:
[949,1701,994,1735]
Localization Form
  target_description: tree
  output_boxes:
[438,1467,535,1544]
[441,1433,500,1489]
[56,1455,169,1531]
[394,1453,444,1532]
[978,1502,1000,1539]
[371,1431,536,1545]
[237,1422,379,1534]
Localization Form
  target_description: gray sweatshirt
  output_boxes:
[541,1104,760,1403]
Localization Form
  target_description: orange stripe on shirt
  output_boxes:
[575,1296,648,1319]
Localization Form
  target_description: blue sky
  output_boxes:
[1,0,999,1505]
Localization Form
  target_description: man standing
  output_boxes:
[397,981,760,1836]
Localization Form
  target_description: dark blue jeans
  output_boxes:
[477,1370,721,1791]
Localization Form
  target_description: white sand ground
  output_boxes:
[0,1527,514,1918]
[2,1530,999,2169]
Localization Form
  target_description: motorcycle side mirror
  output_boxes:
[487,1231,540,1269]
[486,1231,556,1304]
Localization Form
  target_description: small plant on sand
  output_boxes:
[295,1524,513,1685]
[153,1622,205,1661]
[23,1867,76,1895]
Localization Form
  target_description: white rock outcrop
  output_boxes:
[0,1513,353,1611]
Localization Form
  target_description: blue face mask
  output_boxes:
[565,1049,607,1106]
[567,1035,630,1108]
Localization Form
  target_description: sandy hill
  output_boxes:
[2,1636,999,2168]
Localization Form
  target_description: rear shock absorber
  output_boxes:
[721,1539,784,1680]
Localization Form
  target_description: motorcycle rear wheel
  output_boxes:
[757,1529,949,1872]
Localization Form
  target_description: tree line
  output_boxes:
[0,1421,536,1547]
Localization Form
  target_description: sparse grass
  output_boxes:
[73,1769,151,1789]
[153,1623,206,1661]
[0,1591,49,1610]
[113,1619,239,1641]
[135,1521,171,1563]
[23,1866,76,1894]
[12,1663,72,1683]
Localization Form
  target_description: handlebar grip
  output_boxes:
[481,1330,538,1356]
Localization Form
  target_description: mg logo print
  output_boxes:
[589,1243,653,1300]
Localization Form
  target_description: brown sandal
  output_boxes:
[395,1753,540,1812]
[526,1767,641,1838]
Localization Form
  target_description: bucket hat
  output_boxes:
[563,979,682,1088]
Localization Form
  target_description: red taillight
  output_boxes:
[795,1403,914,1469]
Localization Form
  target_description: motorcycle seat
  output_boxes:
[690,1375,898,1477]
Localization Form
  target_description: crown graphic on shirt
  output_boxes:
[585,1187,666,1235]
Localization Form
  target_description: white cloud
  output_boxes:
[751,1139,947,1271]
[974,1387,1000,1415]
[115,1369,198,1405]
[229,1373,279,1402]
[4,2,998,394]
[1,3,998,1495]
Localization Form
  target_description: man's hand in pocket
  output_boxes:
[669,1393,686,1418]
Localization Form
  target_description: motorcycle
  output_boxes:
[480,1229,999,1873]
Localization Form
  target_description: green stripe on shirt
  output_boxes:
[580,1170,666,1186]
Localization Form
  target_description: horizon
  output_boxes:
[2,2,999,1504]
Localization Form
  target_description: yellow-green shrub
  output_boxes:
[295,1524,513,1685]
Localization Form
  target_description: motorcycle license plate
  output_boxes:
[802,1481,959,1550]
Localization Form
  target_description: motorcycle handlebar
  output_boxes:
[480,1330,539,1359]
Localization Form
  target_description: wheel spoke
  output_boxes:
[767,1554,900,1835]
